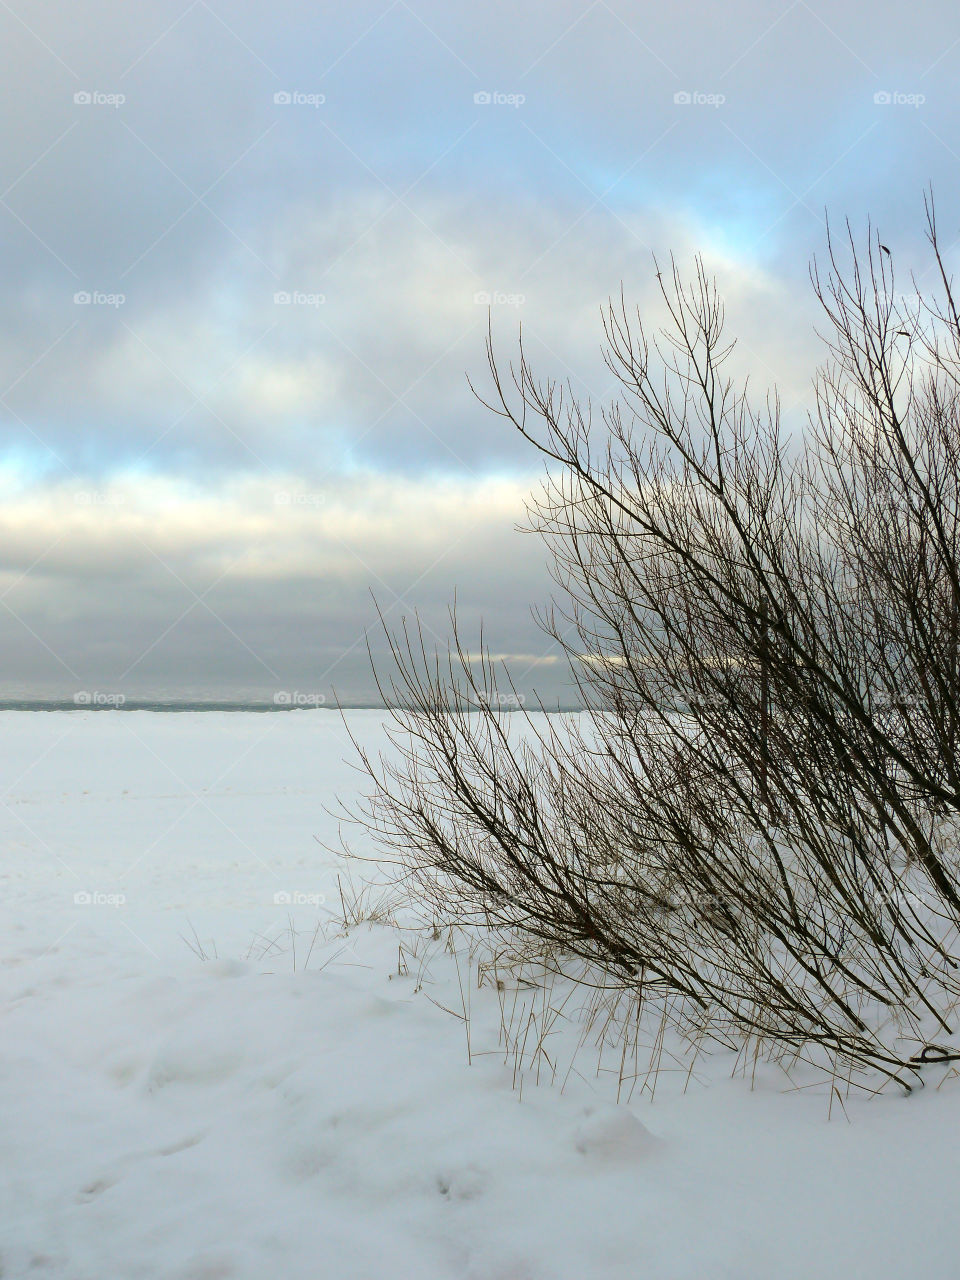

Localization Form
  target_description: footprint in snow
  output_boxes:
[75,1133,204,1202]
[435,1165,489,1201]
[572,1104,661,1160]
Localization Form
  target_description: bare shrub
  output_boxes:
[345,199,960,1091]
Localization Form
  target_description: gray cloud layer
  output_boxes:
[1,0,958,698]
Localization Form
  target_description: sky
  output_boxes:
[1,0,959,704]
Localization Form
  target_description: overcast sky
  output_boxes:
[0,0,958,702]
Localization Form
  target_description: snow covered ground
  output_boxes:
[2,709,959,1280]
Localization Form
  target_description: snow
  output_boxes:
[2,709,959,1279]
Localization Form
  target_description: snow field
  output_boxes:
[1,711,958,1279]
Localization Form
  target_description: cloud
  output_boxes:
[0,470,567,699]
[1,0,959,693]
[0,188,825,480]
